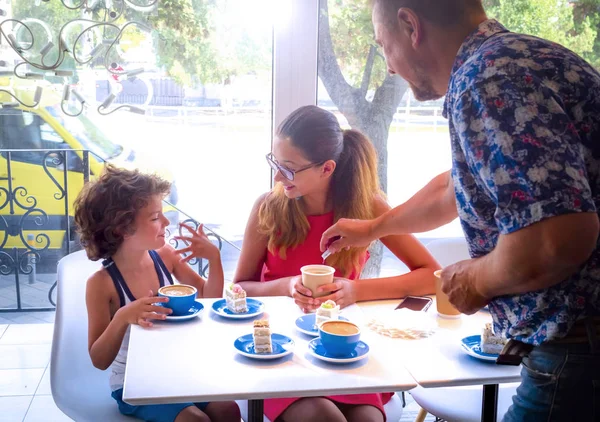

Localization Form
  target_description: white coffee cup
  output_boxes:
[300,264,335,298]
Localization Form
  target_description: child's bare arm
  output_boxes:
[86,271,170,370]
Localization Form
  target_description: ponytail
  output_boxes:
[326,129,382,276]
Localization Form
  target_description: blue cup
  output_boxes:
[158,284,197,316]
[319,320,361,357]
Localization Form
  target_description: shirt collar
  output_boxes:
[442,19,510,117]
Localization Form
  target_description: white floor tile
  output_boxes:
[0,325,7,339]
[24,395,73,422]
[0,368,44,396]
[35,366,51,395]
[0,324,53,345]
[0,345,51,369]
[0,395,33,422]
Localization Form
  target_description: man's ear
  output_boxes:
[398,8,422,48]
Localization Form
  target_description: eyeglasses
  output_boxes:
[265,153,323,181]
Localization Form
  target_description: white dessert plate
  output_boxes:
[234,333,295,360]
[461,335,499,362]
[308,338,369,364]
[295,314,349,336]
[211,298,264,319]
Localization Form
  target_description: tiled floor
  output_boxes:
[0,320,435,422]
[0,323,71,422]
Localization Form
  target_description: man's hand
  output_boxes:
[439,260,489,315]
[320,218,377,253]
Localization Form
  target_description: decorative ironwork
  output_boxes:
[0,149,82,312]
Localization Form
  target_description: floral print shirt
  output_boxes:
[443,20,600,345]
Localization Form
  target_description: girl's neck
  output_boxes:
[300,189,332,216]
[112,245,148,272]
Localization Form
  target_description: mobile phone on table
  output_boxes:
[395,296,433,312]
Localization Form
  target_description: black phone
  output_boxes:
[395,296,433,312]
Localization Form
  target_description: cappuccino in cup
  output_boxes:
[300,264,335,298]
[158,284,197,316]
[159,285,196,297]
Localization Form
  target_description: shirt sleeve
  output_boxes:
[452,72,596,234]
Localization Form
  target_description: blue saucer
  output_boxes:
[295,314,349,336]
[461,335,498,362]
[308,338,369,363]
[163,300,204,321]
[211,298,264,319]
[234,333,295,360]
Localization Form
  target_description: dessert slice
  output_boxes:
[481,322,507,354]
[253,319,272,354]
[225,283,248,313]
[316,300,340,326]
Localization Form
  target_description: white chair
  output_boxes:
[51,251,250,421]
[411,384,518,422]
[408,237,518,422]
[237,392,405,422]
[50,250,140,421]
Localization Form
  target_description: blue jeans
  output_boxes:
[503,340,600,421]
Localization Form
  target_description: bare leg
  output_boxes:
[279,397,347,422]
[341,404,384,422]
[174,406,211,422]
[203,401,242,422]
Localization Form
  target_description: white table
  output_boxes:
[123,296,417,422]
[358,299,522,422]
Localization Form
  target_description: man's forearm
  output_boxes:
[469,213,599,298]
[373,170,458,238]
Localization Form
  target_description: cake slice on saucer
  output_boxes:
[481,322,507,354]
[253,319,272,353]
[225,283,248,313]
[316,300,340,326]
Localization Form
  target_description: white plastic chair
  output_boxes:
[408,237,518,422]
[50,250,140,421]
[237,392,405,422]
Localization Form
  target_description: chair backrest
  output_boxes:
[50,250,137,421]
[425,237,471,267]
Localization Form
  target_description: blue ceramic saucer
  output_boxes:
[307,338,369,363]
[295,314,350,336]
[163,300,204,321]
[211,298,264,319]
[234,333,295,360]
[461,335,498,362]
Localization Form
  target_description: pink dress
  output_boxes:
[261,211,392,421]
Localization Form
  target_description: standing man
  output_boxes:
[321,0,600,419]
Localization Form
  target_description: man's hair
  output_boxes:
[74,165,171,261]
[373,0,485,27]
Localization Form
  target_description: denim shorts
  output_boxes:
[503,340,600,421]
[111,388,209,422]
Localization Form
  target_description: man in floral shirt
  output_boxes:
[321,0,600,420]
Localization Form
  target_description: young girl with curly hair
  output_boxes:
[74,165,240,422]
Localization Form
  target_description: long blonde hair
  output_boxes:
[258,106,382,277]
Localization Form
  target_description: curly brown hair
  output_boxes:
[74,165,171,261]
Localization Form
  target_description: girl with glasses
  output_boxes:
[233,105,439,422]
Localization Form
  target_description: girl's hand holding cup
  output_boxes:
[290,275,320,313]
[115,290,171,328]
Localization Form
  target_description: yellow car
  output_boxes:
[0,79,179,272]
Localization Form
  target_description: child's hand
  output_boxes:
[175,223,220,263]
[115,290,171,328]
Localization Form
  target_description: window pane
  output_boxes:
[5,0,274,280]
